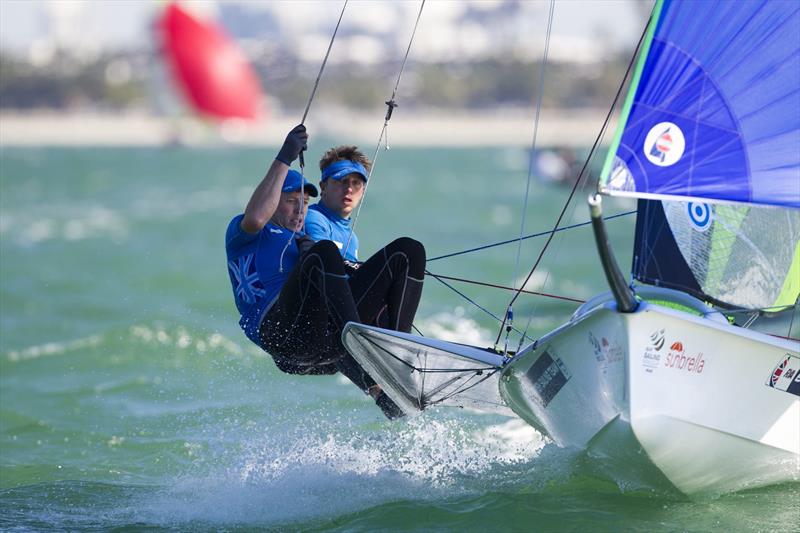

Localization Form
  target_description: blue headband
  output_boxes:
[320,160,368,182]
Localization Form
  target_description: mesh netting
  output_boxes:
[663,202,800,309]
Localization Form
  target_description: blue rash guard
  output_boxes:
[304,202,359,261]
[225,214,302,347]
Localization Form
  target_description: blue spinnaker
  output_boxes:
[600,0,800,209]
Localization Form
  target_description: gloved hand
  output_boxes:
[276,124,308,165]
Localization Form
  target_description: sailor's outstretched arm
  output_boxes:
[241,125,308,234]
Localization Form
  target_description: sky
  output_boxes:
[0,0,650,63]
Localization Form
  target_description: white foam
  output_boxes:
[5,334,103,362]
[128,324,248,357]
[143,415,547,526]
[418,307,493,346]
[2,205,128,244]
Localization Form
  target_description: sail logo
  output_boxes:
[687,202,713,231]
[644,122,685,167]
[642,329,665,372]
[766,354,800,397]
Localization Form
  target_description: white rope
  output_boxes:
[499,0,555,354]
[343,0,426,257]
[511,0,555,292]
[294,0,348,255]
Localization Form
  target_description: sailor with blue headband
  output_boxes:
[224,125,426,420]
[305,148,371,263]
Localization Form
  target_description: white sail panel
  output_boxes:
[662,202,800,309]
[342,323,513,417]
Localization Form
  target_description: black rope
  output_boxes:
[426,270,536,343]
[364,336,504,410]
[368,336,499,374]
[428,210,636,262]
[298,0,348,169]
[426,273,585,304]
[494,9,656,347]
[428,368,503,407]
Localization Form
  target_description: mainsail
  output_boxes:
[599,0,800,309]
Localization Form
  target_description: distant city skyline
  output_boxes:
[1,0,649,64]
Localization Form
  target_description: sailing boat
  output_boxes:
[343,0,799,495]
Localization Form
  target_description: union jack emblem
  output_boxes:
[228,254,265,304]
[770,356,790,387]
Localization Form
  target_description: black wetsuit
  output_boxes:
[258,237,425,416]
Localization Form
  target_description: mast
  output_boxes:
[588,194,638,312]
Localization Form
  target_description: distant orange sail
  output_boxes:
[159,2,263,121]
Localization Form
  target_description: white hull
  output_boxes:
[499,291,800,495]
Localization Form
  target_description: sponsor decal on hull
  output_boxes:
[641,330,707,375]
[589,331,624,374]
[526,348,571,408]
[663,341,705,374]
[766,354,800,397]
[642,329,665,372]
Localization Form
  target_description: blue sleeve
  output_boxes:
[225,214,258,253]
[304,208,331,242]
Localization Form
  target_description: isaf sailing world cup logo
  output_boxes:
[644,122,685,167]
[642,329,665,372]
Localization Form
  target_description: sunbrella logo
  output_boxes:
[664,341,705,374]
[644,122,685,166]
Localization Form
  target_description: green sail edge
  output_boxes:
[598,0,664,192]
[774,239,800,309]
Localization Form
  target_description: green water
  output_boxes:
[1,146,798,531]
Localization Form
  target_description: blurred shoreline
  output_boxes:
[0,109,613,148]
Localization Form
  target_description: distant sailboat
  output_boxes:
[343,0,799,495]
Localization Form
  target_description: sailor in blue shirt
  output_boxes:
[224,125,426,419]
[305,146,370,263]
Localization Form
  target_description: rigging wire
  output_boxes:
[425,270,536,343]
[299,0,348,131]
[283,0,347,294]
[788,299,798,339]
[425,272,585,304]
[428,210,636,262]
[343,0,426,256]
[499,0,556,357]
[493,7,656,348]
[511,0,555,295]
